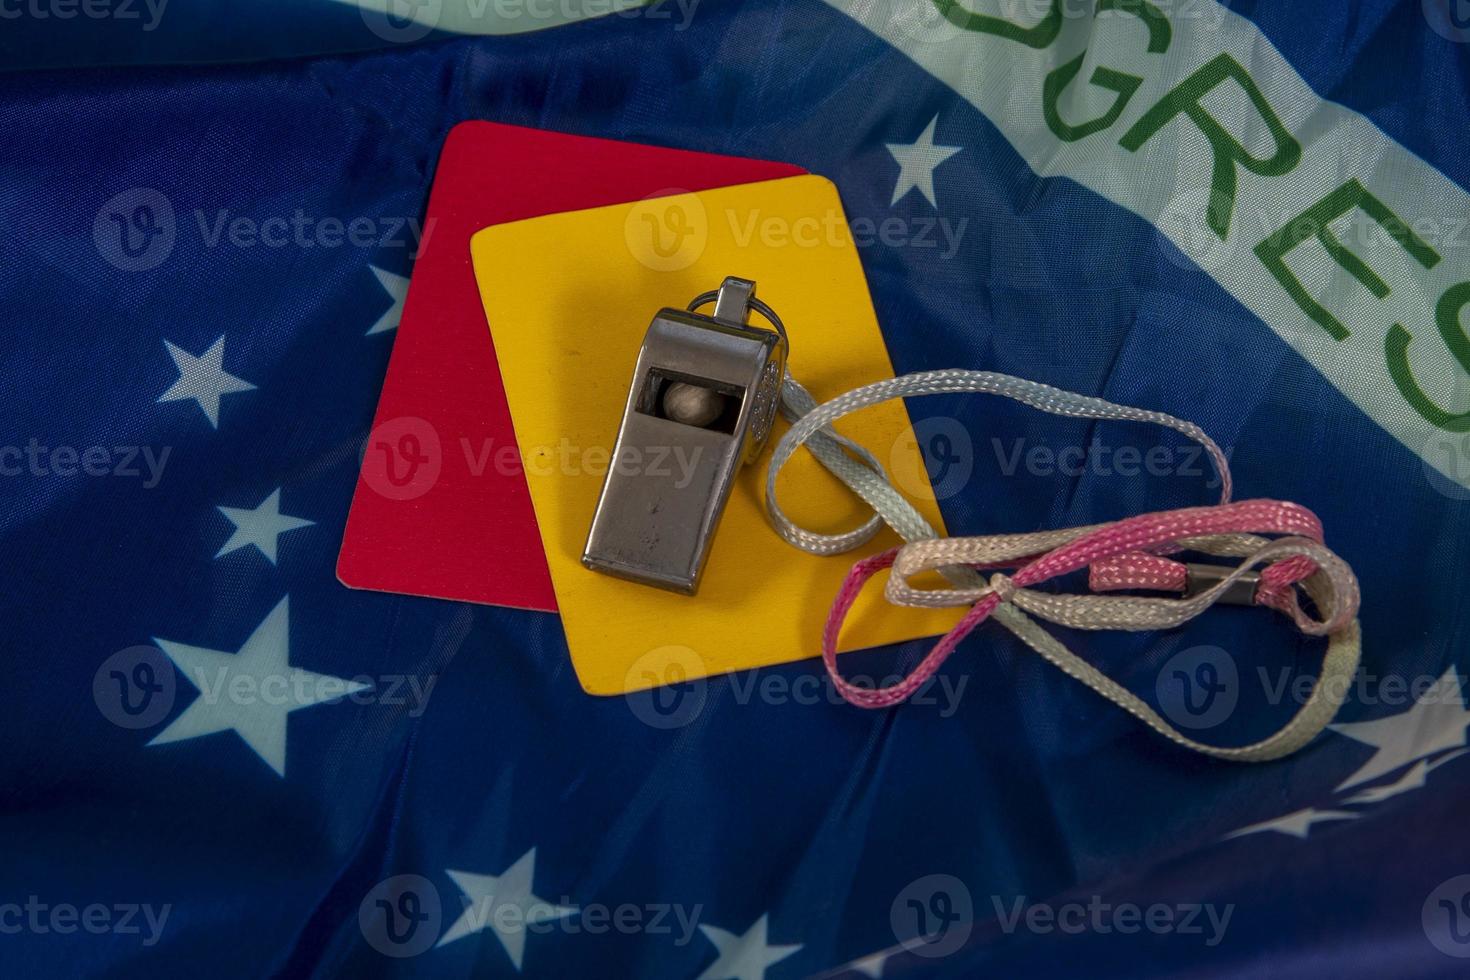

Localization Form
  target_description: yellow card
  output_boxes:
[471,175,957,694]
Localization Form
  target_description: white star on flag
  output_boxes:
[157,335,255,428]
[1224,807,1357,840]
[1342,748,1469,805]
[841,936,933,977]
[1331,668,1470,791]
[885,115,962,208]
[696,914,801,980]
[148,597,369,776]
[366,265,409,335]
[215,488,314,564]
[437,847,576,970]
[849,947,896,978]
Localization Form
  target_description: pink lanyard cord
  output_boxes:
[824,500,1360,714]
[765,368,1362,760]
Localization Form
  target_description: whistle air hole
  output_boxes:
[637,370,742,434]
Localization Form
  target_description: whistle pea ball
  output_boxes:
[662,382,724,428]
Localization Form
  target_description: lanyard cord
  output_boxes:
[769,369,1361,762]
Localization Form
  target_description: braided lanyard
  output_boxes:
[771,370,1361,762]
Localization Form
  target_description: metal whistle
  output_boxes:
[582,276,787,595]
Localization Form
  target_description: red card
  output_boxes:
[338,122,804,610]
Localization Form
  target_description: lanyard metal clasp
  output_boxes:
[1184,563,1261,606]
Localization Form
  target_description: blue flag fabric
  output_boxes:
[4,1,1470,977]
